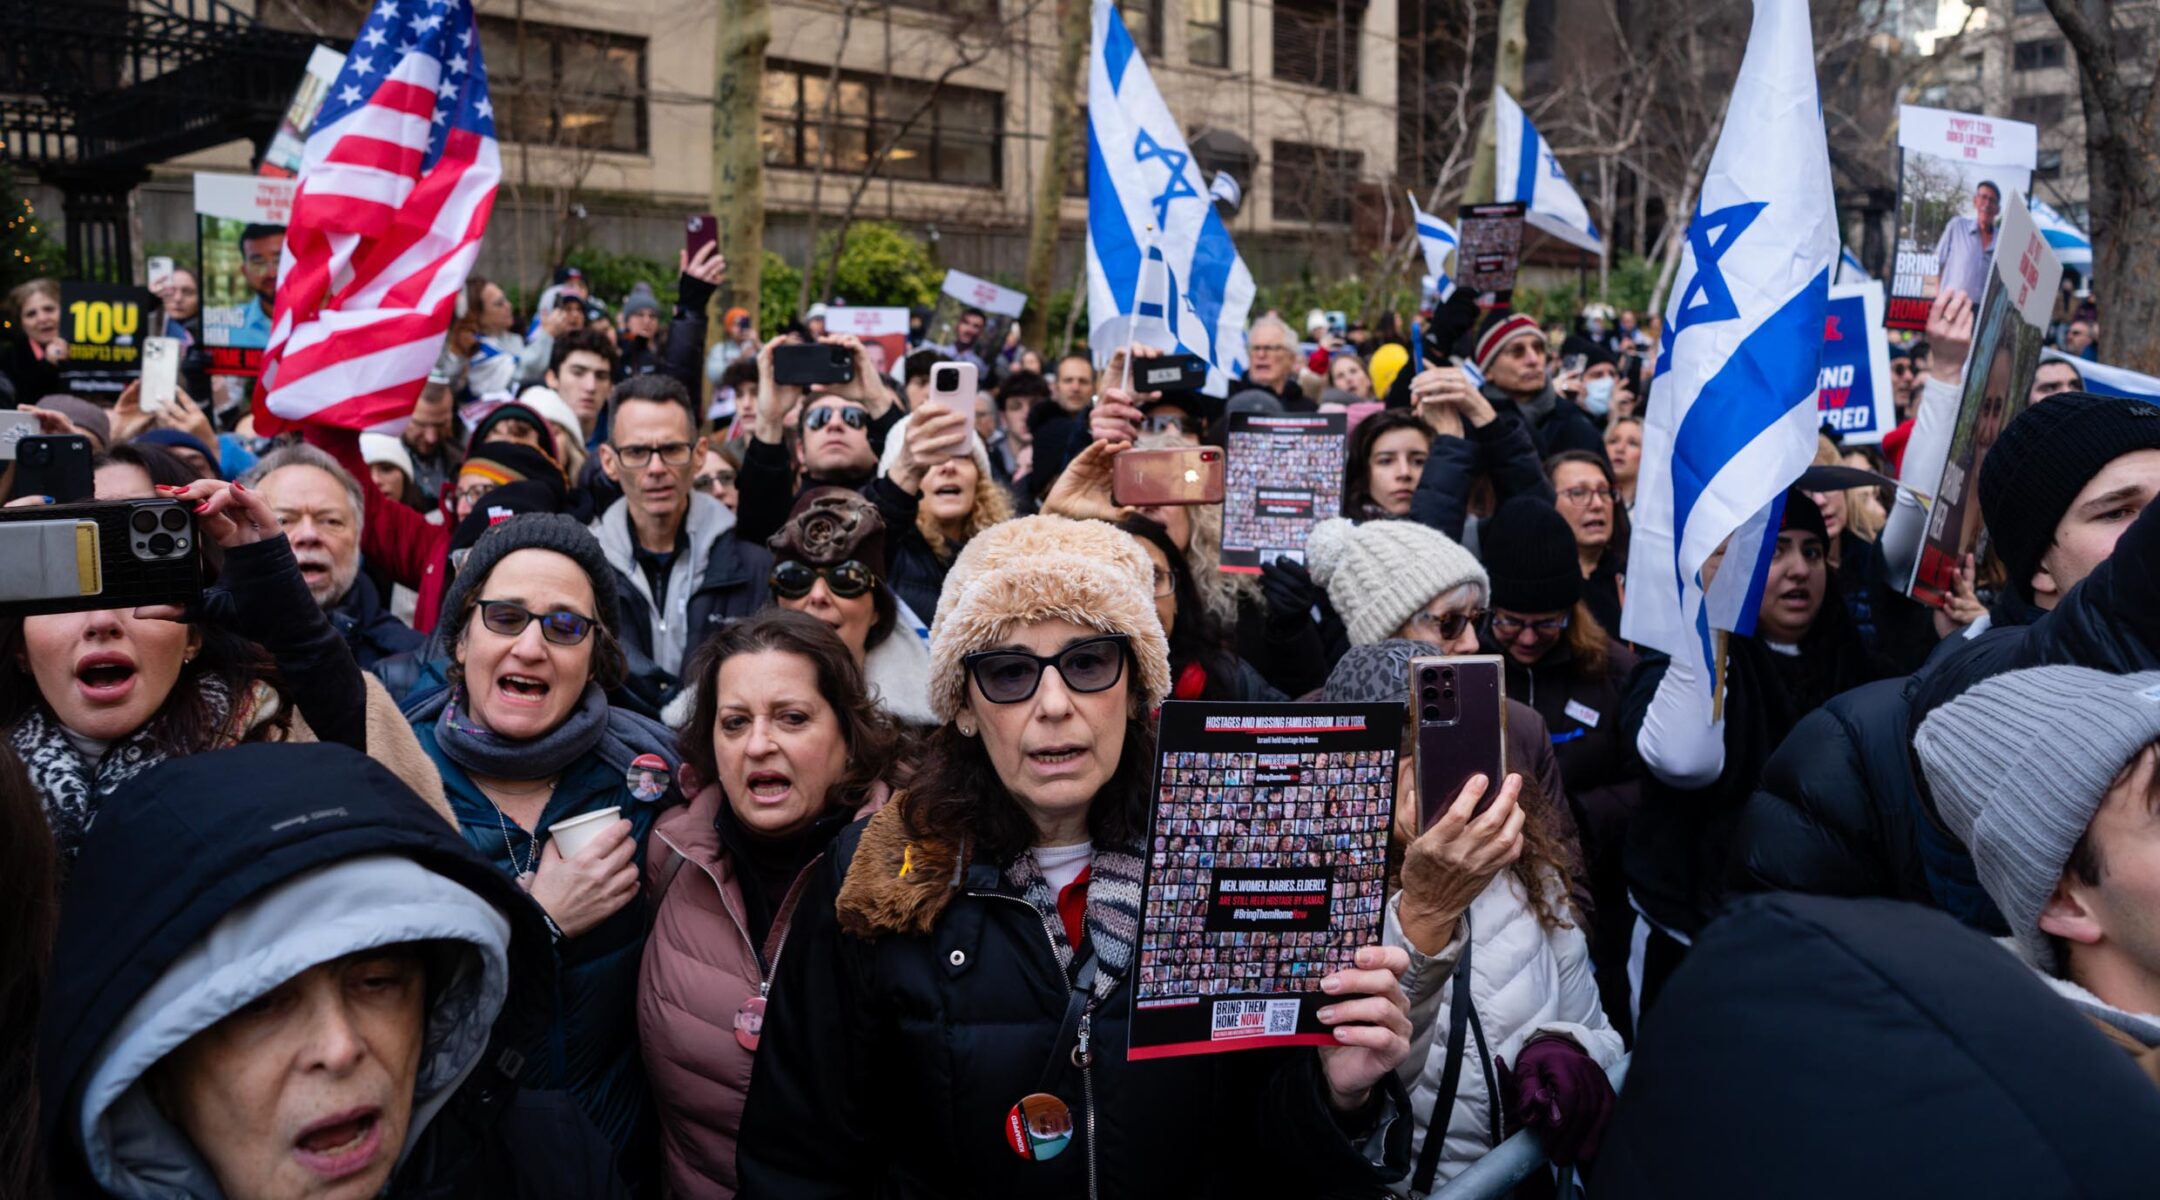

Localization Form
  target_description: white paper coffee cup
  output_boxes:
[548,806,623,860]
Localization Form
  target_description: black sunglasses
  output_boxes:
[771,559,877,600]
[805,405,868,432]
[964,634,1131,705]
[475,599,597,646]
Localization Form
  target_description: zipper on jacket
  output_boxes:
[973,888,1101,1198]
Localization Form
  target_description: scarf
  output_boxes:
[426,681,607,781]
[1003,845,1145,1007]
[14,674,263,861]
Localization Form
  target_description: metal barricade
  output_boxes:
[1427,1053,1631,1200]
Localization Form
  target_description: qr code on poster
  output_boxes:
[1210,998,1301,1041]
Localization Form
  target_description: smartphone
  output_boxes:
[0,410,38,461]
[1456,201,1526,295]
[1133,352,1209,394]
[1411,655,1508,830]
[147,256,175,292]
[14,435,94,504]
[926,361,978,447]
[772,343,856,387]
[0,499,203,615]
[1113,446,1226,507]
[685,213,718,262]
[141,336,181,414]
[1562,353,1588,377]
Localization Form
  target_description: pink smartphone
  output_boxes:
[925,362,978,456]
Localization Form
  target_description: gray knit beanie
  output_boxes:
[1306,517,1488,647]
[438,512,622,638]
[1914,665,2160,972]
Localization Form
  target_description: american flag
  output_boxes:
[258,0,501,431]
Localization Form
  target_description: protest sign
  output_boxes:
[1456,201,1526,296]
[194,173,296,377]
[823,307,911,381]
[55,282,158,398]
[259,45,346,178]
[1221,411,1346,573]
[929,268,1026,372]
[1130,701,1401,1061]
[1907,193,2062,606]
[1816,282,1894,444]
[1887,106,2036,330]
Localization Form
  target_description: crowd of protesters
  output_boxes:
[3,244,2160,1200]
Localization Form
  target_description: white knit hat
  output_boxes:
[877,410,996,485]
[516,386,585,449]
[359,433,415,481]
[1305,517,1488,647]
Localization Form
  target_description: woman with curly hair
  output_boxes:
[872,408,1016,624]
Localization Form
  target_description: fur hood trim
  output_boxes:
[835,798,971,939]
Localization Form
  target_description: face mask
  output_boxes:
[1582,377,1614,416]
[1585,318,1608,338]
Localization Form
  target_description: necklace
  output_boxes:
[479,775,558,888]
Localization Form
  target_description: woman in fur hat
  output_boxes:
[740,514,1417,1197]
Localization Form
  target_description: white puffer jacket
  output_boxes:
[1384,868,1624,1192]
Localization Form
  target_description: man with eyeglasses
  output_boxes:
[1240,316,1310,411]
[736,334,902,545]
[594,374,772,712]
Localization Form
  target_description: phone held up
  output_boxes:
[925,361,979,438]
[0,498,204,616]
[771,342,856,387]
[685,213,718,262]
[1112,445,1225,508]
[14,435,94,504]
[1411,655,1507,830]
[1132,352,1210,394]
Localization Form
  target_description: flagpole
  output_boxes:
[1122,221,1157,395]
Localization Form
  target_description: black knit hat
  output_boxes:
[1978,392,2160,599]
[1782,487,1828,545]
[1480,497,1583,613]
[439,512,622,639]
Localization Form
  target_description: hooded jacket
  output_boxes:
[1592,894,2160,1198]
[37,742,626,1199]
[594,490,771,712]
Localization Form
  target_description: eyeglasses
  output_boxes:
[771,559,877,600]
[612,441,695,468]
[1490,613,1570,638]
[1142,414,1188,435]
[1556,485,1615,506]
[1404,608,1487,643]
[1250,343,1293,356]
[1151,566,1176,598]
[964,634,1131,705]
[694,470,737,492]
[805,405,868,433]
[453,483,494,510]
[475,599,597,646]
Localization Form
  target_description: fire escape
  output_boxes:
[0,0,318,277]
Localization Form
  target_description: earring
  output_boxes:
[956,718,977,737]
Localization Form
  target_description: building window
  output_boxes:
[1273,0,1360,92]
[2035,148,2063,180]
[763,62,1004,188]
[477,18,647,152]
[1272,140,1360,224]
[1188,0,1229,68]
[891,0,998,15]
[1117,0,1161,57]
[2010,93,2068,125]
[2013,38,2066,71]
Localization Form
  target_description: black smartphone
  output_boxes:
[0,498,204,616]
[14,434,94,504]
[1134,352,1210,393]
[772,342,856,387]
[1411,654,1508,830]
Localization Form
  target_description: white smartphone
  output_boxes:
[0,409,38,461]
[141,336,181,414]
[147,256,175,292]
[926,361,978,457]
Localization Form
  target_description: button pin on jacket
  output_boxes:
[1004,1094,1073,1161]
[734,995,766,1051]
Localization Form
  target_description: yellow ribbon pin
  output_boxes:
[899,842,915,878]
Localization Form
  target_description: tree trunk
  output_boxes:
[1022,0,1089,352]
[713,0,770,349]
[2045,0,2160,373]
[1466,0,1528,206]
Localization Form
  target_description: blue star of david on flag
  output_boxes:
[1656,201,1765,377]
[1134,129,1199,227]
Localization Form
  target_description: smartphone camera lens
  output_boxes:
[147,532,175,557]
[1421,706,1440,722]
[160,508,188,532]
[1421,686,1438,701]
[1420,667,1438,685]
[26,443,48,464]
[1442,688,1455,699]
[132,509,160,534]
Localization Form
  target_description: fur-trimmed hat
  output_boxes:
[927,515,1171,722]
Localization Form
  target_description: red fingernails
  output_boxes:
[233,482,246,493]
[193,503,209,513]
[155,484,180,493]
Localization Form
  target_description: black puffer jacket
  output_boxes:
[739,803,1411,1199]
[38,743,627,1200]
[1406,411,1555,545]
[1594,894,2160,1198]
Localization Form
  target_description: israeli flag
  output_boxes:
[1410,193,1458,300]
[1621,0,1837,683]
[1837,245,1869,283]
[2043,348,2160,403]
[1493,87,1604,255]
[2029,196,2094,270]
[1086,0,1255,396]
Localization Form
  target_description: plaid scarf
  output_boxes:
[1004,845,1144,1006]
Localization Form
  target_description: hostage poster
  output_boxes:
[1131,702,1402,1061]
[824,307,911,382]
[928,269,1026,374]
[1220,411,1346,573]
[1887,106,2036,330]
[1816,282,1894,444]
[1907,193,2063,607]
[194,173,297,377]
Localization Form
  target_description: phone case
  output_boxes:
[1113,447,1227,507]
[14,435,94,504]
[772,343,856,386]
[685,214,718,260]
[1411,655,1508,831]
[0,499,203,617]
[1133,354,1209,393]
